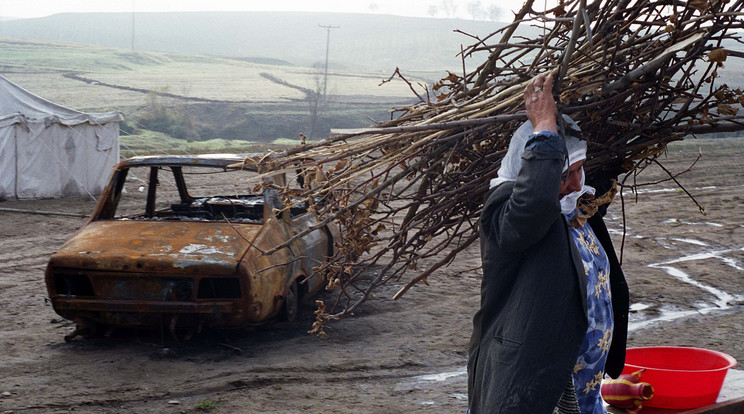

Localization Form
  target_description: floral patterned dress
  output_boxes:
[566,209,614,414]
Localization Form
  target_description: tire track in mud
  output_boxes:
[0,236,58,274]
[5,361,431,413]
[0,255,50,273]
[610,184,744,332]
[0,233,67,248]
[0,216,75,264]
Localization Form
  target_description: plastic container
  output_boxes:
[621,346,737,409]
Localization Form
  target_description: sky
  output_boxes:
[0,0,529,20]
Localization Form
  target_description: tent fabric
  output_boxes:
[0,75,122,200]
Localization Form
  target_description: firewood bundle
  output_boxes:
[247,0,744,331]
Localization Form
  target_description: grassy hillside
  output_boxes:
[0,37,424,145]
[1,11,741,148]
[0,37,426,106]
[1,12,507,72]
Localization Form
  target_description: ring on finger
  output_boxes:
[534,86,542,92]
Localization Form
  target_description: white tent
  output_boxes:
[0,74,122,200]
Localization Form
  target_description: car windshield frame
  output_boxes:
[91,156,278,223]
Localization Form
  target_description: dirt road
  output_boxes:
[1,138,743,413]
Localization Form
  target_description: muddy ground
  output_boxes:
[1,137,743,414]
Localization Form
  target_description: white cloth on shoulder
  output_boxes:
[489,115,594,216]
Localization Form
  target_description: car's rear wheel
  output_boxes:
[282,280,299,322]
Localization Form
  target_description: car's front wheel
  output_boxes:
[281,280,299,322]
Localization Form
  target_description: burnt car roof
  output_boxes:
[116,154,261,170]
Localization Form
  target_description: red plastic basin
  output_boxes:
[621,346,737,409]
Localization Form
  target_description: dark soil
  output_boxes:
[0,138,742,413]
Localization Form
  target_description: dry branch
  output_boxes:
[246,0,744,330]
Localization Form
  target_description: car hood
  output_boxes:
[49,220,262,275]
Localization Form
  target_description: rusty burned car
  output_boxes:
[45,155,338,339]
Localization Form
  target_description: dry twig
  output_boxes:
[245,0,744,329]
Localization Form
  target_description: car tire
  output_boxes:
[282,280,299,322]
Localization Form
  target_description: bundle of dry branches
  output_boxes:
[246,0,744,333]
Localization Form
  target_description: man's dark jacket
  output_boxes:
[467,134,629,413]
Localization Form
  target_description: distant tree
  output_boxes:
[307,63,328,139]
[466,1,487,20]
[138,88,199,141]
[119,120,138,136]
[440,0,457,17]
[487,4,504,21]
[427,4,439,17]
[368,3,379,13]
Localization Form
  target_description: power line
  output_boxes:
[319,24,339,102]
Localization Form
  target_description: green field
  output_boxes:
[0,37,428,149]
[2,23,742,153]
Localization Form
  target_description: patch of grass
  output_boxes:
[195,400,221,411]
[119,130,188,157]
[186,138,267,153]
[119,130,297,158]
[272,138,302,146]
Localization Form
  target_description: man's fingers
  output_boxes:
[543,73,554,91]
[526,73,558,109]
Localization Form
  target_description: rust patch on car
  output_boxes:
[45,155,336,339]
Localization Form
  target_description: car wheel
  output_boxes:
[282,280,299,322]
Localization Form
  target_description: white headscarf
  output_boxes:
[489,115,594,215]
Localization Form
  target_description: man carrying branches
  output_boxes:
[467,73,629,413]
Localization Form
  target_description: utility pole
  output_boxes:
[319,24,339,102]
